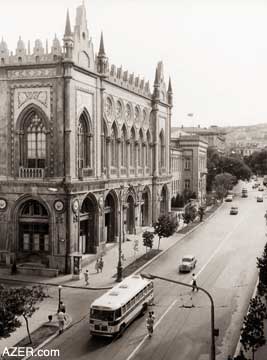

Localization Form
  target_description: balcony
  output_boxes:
[78,168,94,180]
[19,167,44,179]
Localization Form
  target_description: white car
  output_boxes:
[178,255,197,273]
[225,195,233,202]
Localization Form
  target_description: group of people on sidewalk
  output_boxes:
[83,256,104,286]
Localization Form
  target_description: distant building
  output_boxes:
[172,125,226,154]
[170,131,208,205]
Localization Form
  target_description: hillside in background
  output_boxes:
[222,123,267,147]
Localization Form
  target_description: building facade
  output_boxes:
[170,134,208,205]
[0,4,172,273]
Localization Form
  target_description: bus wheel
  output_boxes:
[118,323,126,337]
[141,303,148,316]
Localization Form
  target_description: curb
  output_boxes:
[21,313,72,360]
[133,203,223,276]
[233,279,259,358]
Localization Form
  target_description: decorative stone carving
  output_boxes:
[18,91,48,108]
[125,103,131,122]
[8,68,57,79]
[104,97,113,120]
[134,106,140,123]
[116,101,122,120]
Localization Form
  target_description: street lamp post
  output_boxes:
[116,185,124,282]
[141,273,217,360]
[58,285,62,312]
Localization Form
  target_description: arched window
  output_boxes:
[102,121,108,171]
[25,114,46,168]
[159,131,165,169]
[77,112,92,169]
[121,126,127,167]
[146,131,152,168]
[110,124,117,167]
[130,128,135,167]
[138,130,143,167]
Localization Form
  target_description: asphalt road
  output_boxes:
[37,181,267,360]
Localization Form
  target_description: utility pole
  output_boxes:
[141,273,218,360]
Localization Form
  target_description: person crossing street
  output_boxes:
[146,311,155,337]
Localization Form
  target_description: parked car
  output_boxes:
[178,255,197,273]
[225,195,233,202]
[257,195,264,202]
[230,206,238,215]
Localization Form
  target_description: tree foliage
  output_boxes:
[153,214,178,249]
[240,296,266,360]
[214,172,236,200]
[245,150,267,176]
[257,242,267,295]
[207,148,252,192]
[142,231,154,254]
[0,284,46,343]
[183,203,198,224]
[171,190,197,209]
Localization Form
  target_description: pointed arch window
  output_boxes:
[121,127,127,167]
[24,114,46,169]
[110,125,117,167]
[146,131,152,169]
[130,128,135,167]
[159,131,165,169]
[138,131,143,167]
[77,112,92,169]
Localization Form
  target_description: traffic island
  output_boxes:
[112,249,161,279]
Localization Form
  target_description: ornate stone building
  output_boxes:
[0,3,172,273]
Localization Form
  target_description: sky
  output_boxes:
[1,0,267,128]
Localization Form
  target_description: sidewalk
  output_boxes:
[0,203,220,352]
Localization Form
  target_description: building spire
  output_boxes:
[64,9,72,37]
[167,77,172,94]
[154,66,160,86]
[98,32,105,56]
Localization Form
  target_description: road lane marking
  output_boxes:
[125,299,178,360]
[196,213,250,279]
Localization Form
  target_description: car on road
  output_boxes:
[258,186,264,191]
[178,255,197,273]
[241,188,248,198]
[225,194,233,202]
[257,195,264,202]
[230,206,238,215]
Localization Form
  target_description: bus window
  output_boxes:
[115,308,122,319]
[90,309,115,321]
[122,305,126,314]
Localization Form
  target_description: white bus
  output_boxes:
[89,275,154,337]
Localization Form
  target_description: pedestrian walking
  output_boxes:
[84,269,89,286]
[146,311,155,337]
[58,301,66,313]
[192,273,198,292]
[57,310,66,334]
[95,259,100,273]
[98,257,104,272]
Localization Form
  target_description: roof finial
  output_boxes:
[64,9,72,37]
[98,32,105,56]
[167,77,172,93]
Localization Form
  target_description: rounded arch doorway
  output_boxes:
[18,199,50,263]
[104,192,117,243]
[80,195,98,254]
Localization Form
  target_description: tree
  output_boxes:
[183,203,198,224]
[240,296,266,360]
[0,284,46,343]
[257,242,267,295]
[214,172,235,200]
[153,214,178,250]
[142,231,154,255]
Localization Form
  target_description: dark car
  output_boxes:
[230,206,238,215]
